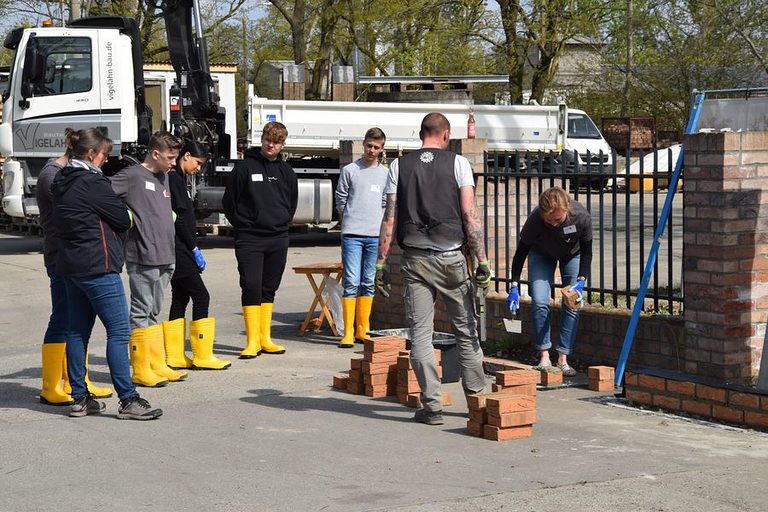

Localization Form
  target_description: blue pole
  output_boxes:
[614,92,705,387]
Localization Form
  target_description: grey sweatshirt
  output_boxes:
[110,164,175,266]
[335,159,388,237]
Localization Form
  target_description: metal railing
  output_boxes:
[481,148,683,315]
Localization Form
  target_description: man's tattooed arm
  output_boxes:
[459,186,487,262]
[377,194,398,264]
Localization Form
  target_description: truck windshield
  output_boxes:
[568,113,602,139]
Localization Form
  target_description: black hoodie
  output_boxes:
[222,148,298,238]
[51,160,131,278]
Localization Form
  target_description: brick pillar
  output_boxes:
[683,131,768,384]
[339,140,364,169]
[281,64,305,100]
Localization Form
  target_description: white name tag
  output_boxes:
[371,184,381,193]
[563,225,577,235]
[251,174,264,182]
[145,181,155,191]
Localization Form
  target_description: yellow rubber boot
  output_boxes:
[259,303,286,354]
[355,296,374,341]
[40,343,72,405]
[240,305,262,358]
[164,318,193,369]
[147,324,188,382]
[338,297,356,348]
[129,327,169,387]
[190,317,232,370]
[63,352,113,398]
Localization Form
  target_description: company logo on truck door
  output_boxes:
[105,41,115,101]
[15,123,65,151]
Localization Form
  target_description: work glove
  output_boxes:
[374,263,390,298]
[475,261,492,289]
[192,247,206,272]
[507,284,519,315]
[561,279,585,310]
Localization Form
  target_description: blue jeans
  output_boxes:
[64,272,136,401]
[44,265,68,343]
[341,235,378,297]
[528,249,581,355]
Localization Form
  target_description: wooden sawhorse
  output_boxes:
[292,262,344,336]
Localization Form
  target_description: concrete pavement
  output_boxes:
[1,231,766,512]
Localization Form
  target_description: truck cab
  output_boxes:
[0,21,141,219]
[562,109,613,172]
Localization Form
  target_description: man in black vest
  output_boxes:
[375,112,491,426]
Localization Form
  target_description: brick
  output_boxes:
[496,370,540,386]
[638,375,666,391]
[483,424,533,441]
[348,367,363,382]
[653,394,681,411]
[365,384,395,398]
[406,393,421,408]
[397,369,418,383]
[347,380,364,395]
[540,369,563,387]
[433,349,442,364]
[761,396,768,412]
[468,409,487,424]
[364,336,406,352]
[625,389,652,405]
[682,399,712,417]
[397,356,412,370]
[397,380,421,394]
[745,411,768,429]
[362,361,397,375]
[468,392,520,410]
[442,391,453,407]
[666,380,696,396]
[588,378,615,392]
[332,373,349,390]
[494,383,537,396]
[350,358,363,370]
[363,351,400,364]
[729,391,760,410]
[712,405,744,423]
[466,420,483,437]
[587,366,615,381]
[485,394,536,414]
[696,384,727,403]
[487,410,537,428]
[364,373,397,386]
[624,372,639,386]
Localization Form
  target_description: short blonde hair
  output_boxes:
[538,187,571,216]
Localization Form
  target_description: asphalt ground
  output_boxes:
[1,231,767,512]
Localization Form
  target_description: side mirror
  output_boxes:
[0,122,14,157]
[20,37,43,101]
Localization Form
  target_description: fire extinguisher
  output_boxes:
[467,108,476,139]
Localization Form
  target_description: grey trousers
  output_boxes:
[401,248,486,413]
[127,262,175,329]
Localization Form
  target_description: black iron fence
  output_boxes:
[481,148,683,315]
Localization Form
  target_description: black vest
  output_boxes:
[396,148,466,250]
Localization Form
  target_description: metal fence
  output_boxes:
[481,148,683,315]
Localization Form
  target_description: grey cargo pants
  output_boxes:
[401,248,486,413]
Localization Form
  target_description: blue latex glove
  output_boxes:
[192,247,206,272]
[571,279,585,302]
[507,284,519,314]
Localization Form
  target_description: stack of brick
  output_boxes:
[397,350,451,408]
[347,358,364,395]
[491,369,540,396]
[588,366,616,392]
[362,336,406,397]
[467,392,537,441]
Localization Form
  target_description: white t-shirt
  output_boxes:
[384,152,474,195]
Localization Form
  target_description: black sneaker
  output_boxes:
[117,395,163,420]
[414,408,444,425]
[69,395,106,417]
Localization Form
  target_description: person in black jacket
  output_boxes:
[164,141,231,370]
[52,128,162,420]
[223,121,298,358]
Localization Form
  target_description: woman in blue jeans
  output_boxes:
[51,128,162,420]
[334,127,388,347]
[507,187,593,376]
